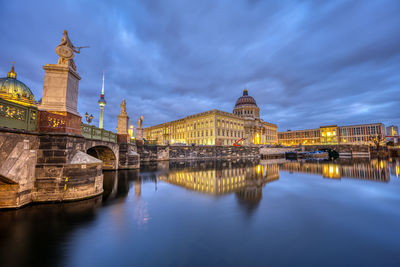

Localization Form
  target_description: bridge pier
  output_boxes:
[118,143,140,169]
[0,129,104,208]
[0,129,37,208]
[35,133,103,203]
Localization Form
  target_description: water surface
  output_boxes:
[1,158,399,267]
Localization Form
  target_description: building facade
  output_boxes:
[386,125,399,136]
[233,89,278,145]
[278,123,385,146]
[143,89,278,146]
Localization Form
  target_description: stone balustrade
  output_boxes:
[0,98,37,132]
[81,123,117,143]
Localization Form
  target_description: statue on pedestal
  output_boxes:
[136,115,144,141]
[138,115,143,129]
[121,99,127,114]
[56,30,89,71]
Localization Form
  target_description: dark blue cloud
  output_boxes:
[1,0,399,131]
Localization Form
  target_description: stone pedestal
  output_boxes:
[117,134,130,143]
[136,127,143,141]
[38,111,82,135]
[38,64,82,134]
[117,112,130,143]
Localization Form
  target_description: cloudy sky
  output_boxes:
[1,0,399,131]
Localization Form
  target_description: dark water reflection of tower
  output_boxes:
[134,180,141,197]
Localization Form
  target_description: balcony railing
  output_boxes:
[0,98,37,132]
[81,123,117,143]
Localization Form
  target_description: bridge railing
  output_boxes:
[81,123,117,143]
[0,98,37,132]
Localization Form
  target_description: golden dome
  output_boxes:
[0,64,35,106]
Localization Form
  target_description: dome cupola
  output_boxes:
[0,64,35,106]
[234,88,257,108]
[233,88,260,119]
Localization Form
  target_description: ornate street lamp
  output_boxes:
[85,112,94,124]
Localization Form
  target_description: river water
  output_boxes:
[1,158,400,267]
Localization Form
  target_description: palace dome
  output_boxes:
[234,88,257,108]
[0,65,35,106]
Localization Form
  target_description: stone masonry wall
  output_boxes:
[169,146,260,160]
[0,128,38,208]
[34,133,103,203]
[118,143,140,169]
[138,145,260,162]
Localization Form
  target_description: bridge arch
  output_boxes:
[87,145,117,170]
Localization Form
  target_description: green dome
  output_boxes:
[0,65,35,106]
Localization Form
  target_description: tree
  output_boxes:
[369,134,383,150]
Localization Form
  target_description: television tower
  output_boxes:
[98,72,106,128]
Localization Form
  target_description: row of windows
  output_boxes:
[152,129,275,141]
[191,119,214,130]
[341,136,376,142]
[340,125,381,136]
[189,130,214,138]
[279,126,382,140]
[217,119,244,130]
[147,116,246,135]
[184,138,247,146]
[278,131,320,139]
[187,139,215,145]
[217,129,244,138]
[233,109,256,116]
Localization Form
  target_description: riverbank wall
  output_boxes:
[137,145,260,162]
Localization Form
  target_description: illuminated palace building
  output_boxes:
[143,89,278,146]
[278,123,385,146]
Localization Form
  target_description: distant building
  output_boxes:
[386,125,399,144]
[278,123,385,146]
[143,89,278,146]
[386,125,399,136]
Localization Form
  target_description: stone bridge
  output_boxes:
[84,139,139,170]
[0,31,141,209]
[0,126,139,209]
[81,123,139,170]
[85,140,119,170]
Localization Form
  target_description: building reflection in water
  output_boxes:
[279,158,391,182]
[155,160,280,212]
[158,160,279,195]
[388,158,400,178]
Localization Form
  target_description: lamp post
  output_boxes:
[85,112,93,124]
